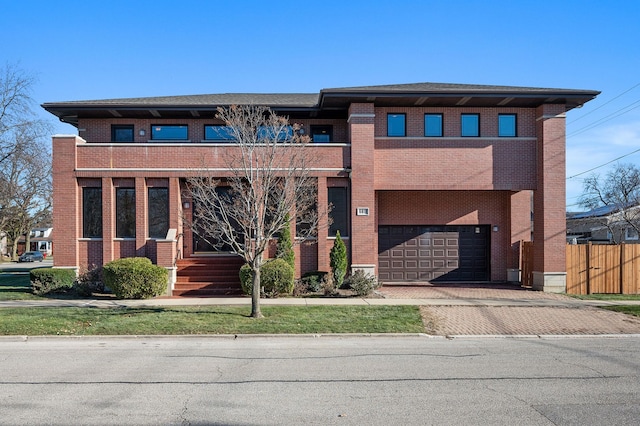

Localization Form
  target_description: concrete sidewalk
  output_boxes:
[1,283,640,336]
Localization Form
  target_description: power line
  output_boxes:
[567,97,640,138]
[567,146,640,179]
[568,82,640,124]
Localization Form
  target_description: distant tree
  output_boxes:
[186,105,325,318]
[0,63,52,247]
[580,163,640,243]
[1,127,52,258]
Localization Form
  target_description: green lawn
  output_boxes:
[569,294,640,301]
[603,305,640,317]
[0,305,425,335]
[0,273,44,301]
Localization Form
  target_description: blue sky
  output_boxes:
[2,0,639,209]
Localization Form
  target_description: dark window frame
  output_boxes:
[328,186,349,237]
[82,187,102,238]
[498,114,517,137]
[310,125,333,143]
[116,187,136,238]
[461,113,480,137]
[151,125,188,141]
[148,187,169,239]
[387,113,406,137]
[111,125,134,142]
[424,113,443,137]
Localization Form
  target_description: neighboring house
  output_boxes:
[43,82,598,295]
[567,205,640,244]
[17,227,53,256]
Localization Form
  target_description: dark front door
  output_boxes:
[378,225,490,282]
[192,187,237,253]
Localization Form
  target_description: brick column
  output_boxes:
[316,176,329,272]
[533,104,567,292]
[348,103,377,276]
[51,135,80,269]
[102,177,114,264]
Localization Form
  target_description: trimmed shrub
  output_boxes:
[73,265,105,296]
[102,257,168,299]
[239,259,295,298]
[345,269,381,296]
[30,268,76,296]
[276,214,295,271]
[300,271,328,293]
[330,230,348,288]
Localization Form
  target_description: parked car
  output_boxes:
[18,251,44,262]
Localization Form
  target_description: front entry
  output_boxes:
[191,187,238,253]
[378,225,490,282]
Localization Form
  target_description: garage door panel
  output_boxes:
[378,225,489,282]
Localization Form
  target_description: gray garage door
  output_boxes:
[378,225,490,282]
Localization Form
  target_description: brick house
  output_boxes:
[43,82,598,295]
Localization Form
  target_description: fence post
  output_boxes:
[586,242,591,295]
[620,243,625,294]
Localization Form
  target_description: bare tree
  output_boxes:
[186,105,324,318]
[0,126,52,258]
[0,63,52,248]
[580,163,640,243]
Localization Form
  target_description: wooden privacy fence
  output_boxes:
[566,243,640,295]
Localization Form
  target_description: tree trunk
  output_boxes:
[250,265,263,318]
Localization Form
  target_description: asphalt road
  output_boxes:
[0,335,639,425]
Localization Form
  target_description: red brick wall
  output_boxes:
[377,190,513,281]
[533,104,567,274]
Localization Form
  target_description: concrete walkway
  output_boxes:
[2,283,640,336]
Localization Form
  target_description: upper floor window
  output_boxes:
[82,187,102,238]
[111,125,134,142]
[258,125,293,142]
[498,114,517,137]
[204,125,235,141]
[151,125,188,140]
[461,114,479,137]
[387,113,406,137]
[424,114,443,137]
[310,125,333,143]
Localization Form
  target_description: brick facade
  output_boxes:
[45,83,598,293]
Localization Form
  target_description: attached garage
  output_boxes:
[378,225,490,282]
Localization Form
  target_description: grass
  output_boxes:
[603,305,640,317]
[0,305,425,336]
[0,273,44,301]
[568,293,640,301]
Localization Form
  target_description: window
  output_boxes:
[258,125,293,142]
[328,187,349,237]
[626,228,639,241]
[148,187,169,238]
[116,188,136,238]
[424,114,443,137]
[310,125,333,143]
[204,125,235,141]
[498,114,517,137]
[295,180,318,238]
[111,125,134,142]
[151,125,188,140]
[461,114,479,137]
[82,187,102,238]
[387,113,406,137]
